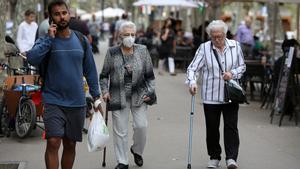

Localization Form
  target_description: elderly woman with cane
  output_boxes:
[186,20,246,169]
[99,21,156,169]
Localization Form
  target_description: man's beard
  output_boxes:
[56,22,69,30]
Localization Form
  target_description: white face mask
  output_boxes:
[122,36,135,48]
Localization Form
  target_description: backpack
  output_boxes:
[38,30,88,89]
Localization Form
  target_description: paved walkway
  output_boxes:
[0,39,300,169]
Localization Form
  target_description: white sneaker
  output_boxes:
[226,159,238,169]
[207,159,220,168]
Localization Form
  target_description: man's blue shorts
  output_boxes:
[43,104,86,142]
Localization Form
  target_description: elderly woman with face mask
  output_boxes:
[186,20,246,169]
[100,21,156,169]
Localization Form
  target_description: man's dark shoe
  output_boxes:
[130,147,143,167]
[115,163,128,169]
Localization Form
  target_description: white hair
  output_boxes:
[206,20,228,37]
[119,21,136,33]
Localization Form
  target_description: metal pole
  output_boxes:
[297,4,300,42]
[213,0,217,20]
[101,0,105,22]
[271,3,278,65]
[44,0,48,11]
[187,95,195,169]
[201,6,206,42]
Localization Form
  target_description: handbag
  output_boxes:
[224,79,248,104]
[212,43,248,104]
[144,91,157,105]
[143,80,157,105]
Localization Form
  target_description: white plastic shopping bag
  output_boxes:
[87,111,109,152]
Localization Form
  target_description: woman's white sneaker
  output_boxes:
[207,159,220,168]
[226,159,238,169]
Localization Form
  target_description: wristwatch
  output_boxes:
[93,95,100,101]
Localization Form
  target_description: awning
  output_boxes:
[133,0,199,8]
[223,0,300,3]
[95,7,126,18]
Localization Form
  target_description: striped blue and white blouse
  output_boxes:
[186,39,246,104]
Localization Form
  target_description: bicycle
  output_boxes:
[0,64,43,138]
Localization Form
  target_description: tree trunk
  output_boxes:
[268,2,284,64]
[0,1,9,93]
[208,0,222,20]
[0,1,8,62]
[8,0,17,20]
[124,0,134,12]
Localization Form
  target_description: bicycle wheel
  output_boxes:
[0,98,10,137]
[15,99,36,138]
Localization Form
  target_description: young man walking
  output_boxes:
[23,1,103,169]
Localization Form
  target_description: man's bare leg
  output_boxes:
[61,137,76,169]
[45,137,62,169]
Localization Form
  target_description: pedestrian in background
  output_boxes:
[69,7,92,44]
[158,18,176,75]
[17,9,38,53]
[236,16,254,59]
[100,21,156,169]
[22,1,103,169]
[186,20,246,169]
[37,11,50,38]
[114,13,128,45]
[16,9,38,69]
[109,16,119,46]
[102,21,110,39]
[88,14,100,53]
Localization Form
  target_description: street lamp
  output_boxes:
[101,0,104,22]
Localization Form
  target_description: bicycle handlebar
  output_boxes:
[1,63,37,73]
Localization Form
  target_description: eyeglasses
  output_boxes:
[211,35,224,41]
[122,33,136,37]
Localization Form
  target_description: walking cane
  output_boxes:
[102,101,109,167]
[187,95,195,169]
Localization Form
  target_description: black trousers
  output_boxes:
[203,103,239,161]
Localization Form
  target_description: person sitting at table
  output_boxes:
[252,36,264,60]
[176,29,187,46]
[176,29,193,47]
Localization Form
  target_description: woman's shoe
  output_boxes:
[115,163,128,169]
[130,147,143,167]
[207,159,220,168]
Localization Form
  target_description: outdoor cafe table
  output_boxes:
[244,59,272,100]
